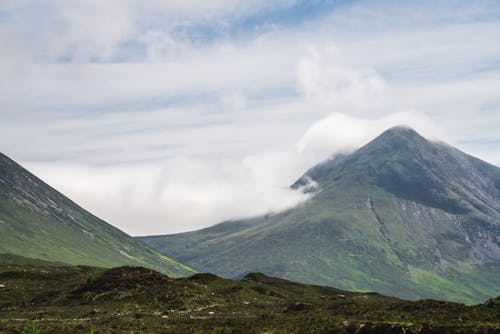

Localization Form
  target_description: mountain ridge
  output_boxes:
[0,152,194,276]
[140,126,500,303]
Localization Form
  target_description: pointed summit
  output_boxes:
[293,126,432,191]
[294,127,435,191]
[355,125,431,157]
[298,126,499,214]
[373,125,426,144]
[381,125,420,136]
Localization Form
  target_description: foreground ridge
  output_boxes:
[0,255,498,333]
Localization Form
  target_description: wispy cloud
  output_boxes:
[1,1,500,234]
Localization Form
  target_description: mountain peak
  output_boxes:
[384,125,419,135]
[144,123,500,304]
[295,125,500,215]
[365,125,426,149]
[348,126,435,164]
[382,125,425,141]
[292,127,430,190]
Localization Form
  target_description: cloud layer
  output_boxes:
[2,1,500,234]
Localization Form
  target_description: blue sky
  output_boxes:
[1,1,500,235]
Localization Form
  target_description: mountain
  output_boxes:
[0,153,194,277]
[1,255,498,333]
[139,126,500,304]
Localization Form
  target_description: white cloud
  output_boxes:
[297,112,444,162]
[0,0,299,63]
[2,1,500,235]
[23,108,445,236]
[296,46,389,115]
[27,157,309,236]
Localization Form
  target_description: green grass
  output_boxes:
[0,256,498,333]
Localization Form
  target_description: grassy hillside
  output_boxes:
[0,255,498,333]
[140,127,500,304]
[0,153,194,277]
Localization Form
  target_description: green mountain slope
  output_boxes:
[140,127,500,303]
[0,153,194,277]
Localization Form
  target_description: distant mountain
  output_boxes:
[140,127,500,303]
[0,153,194,277]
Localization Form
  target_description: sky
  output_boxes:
[1,0,500,235]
